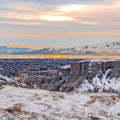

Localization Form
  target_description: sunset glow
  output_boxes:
[58,4,86,12]
[40,15,74,21]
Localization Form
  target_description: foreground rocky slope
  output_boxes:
[0,86,120,120]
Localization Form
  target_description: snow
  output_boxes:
[60,65,71,69]
[77,76,120,93]
[77,59,118,64]
[76,61,120,93]
[33,41,120,55]
[0,74,14,82]
[0,86,120,120]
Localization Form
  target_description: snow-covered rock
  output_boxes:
[59,59,120,92]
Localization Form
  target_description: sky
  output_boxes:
[0,0,120,48]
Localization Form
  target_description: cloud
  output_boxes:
[0,0,114,5]
[0,0,120,47]
[0,0,119,24]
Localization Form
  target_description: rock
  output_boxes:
[0,85,4,90]
[90,116,100,120]
[86,98,96,105]
[4,104,22,113]
[117,112,120,116]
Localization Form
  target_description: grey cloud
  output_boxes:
[0,0,114,5]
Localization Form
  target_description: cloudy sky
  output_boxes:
[0,0,120,48]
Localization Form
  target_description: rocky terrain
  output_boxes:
[0,59,120,93]
[59,59,120,92]
[17,59,119,93]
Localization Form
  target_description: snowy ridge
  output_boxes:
[34,41,120,55]
[0,86,120,120]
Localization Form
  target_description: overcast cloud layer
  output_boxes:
[0,0,120,48]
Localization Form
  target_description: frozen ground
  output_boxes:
[0,86,120,120]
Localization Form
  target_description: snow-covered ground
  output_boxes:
[75,59,120,93]
[0,86,120,120]
[77,73,120,93]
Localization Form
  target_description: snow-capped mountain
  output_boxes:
[0,41,120,55]
[33,41,120,55]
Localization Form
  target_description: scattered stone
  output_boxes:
[117,112,120,116]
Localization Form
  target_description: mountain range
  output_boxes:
[0,41,120,55]
[0,46,32,54]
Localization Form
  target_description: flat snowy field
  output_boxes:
[0,86,120,120]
